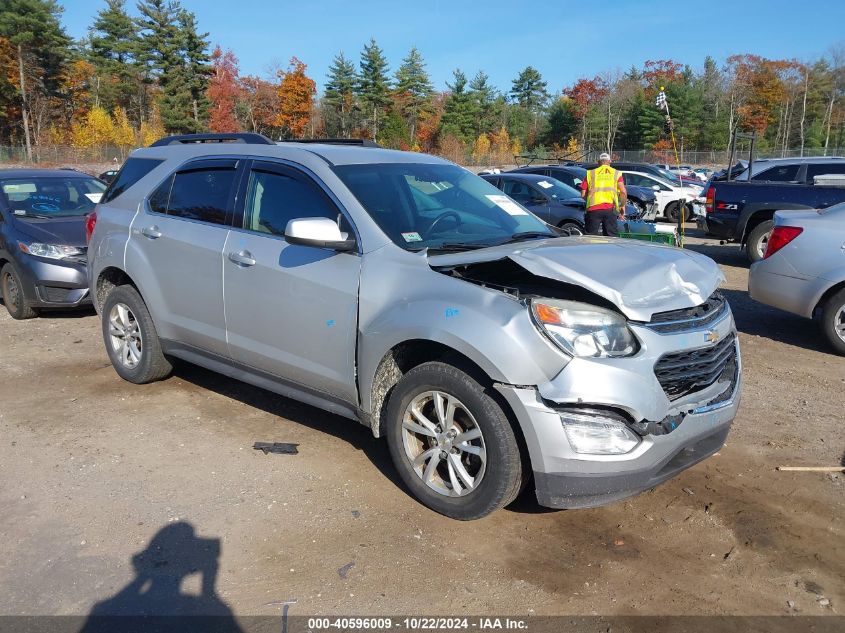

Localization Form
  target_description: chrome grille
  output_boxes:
[645,291,727,333]
[654,333,737,400]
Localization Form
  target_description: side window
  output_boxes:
[167,167,236,224]
[244,169,345,237]
[752,164,800,182]
[148,174,172,214]
[101,158,164,203]
[807,163,845,181]
[502,179,533,203]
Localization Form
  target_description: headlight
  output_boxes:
[531,299,638,358]
[18,242,84,260]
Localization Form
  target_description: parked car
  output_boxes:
[88,133,741,520]
[481,173,586,235]
[704,158,845,261]
[693,168,713,182]
[0,169,105,319]
[584,161,703,189]
[508,165,659,221]
[748,203,845,354]
[620,170,699,222]
[99,169,119,185]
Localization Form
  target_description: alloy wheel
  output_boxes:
[108,302,143,369]
[3,272,19,310]
[401,390,487,497]
[836,305,845,343]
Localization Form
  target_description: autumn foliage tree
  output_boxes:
[276,56,315,138]
[207,45,240,132]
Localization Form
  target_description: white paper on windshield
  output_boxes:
[85,192,103,203]
[537,180,553,189]
[3,183,36,194]
[485,194,528,216]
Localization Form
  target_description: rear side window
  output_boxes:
[101,158,163,203]
[807,163,845,181]
[147,161,237,226]
[752,165,800,182]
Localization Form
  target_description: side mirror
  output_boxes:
[284,217,356,252]
[652,184,661,191]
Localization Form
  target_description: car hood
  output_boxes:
[11,215,87,248]
[626,185,656,201]
[428,237,724,321]
[553,196,585,208]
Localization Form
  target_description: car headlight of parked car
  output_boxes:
[18,242,85,260]
[558,410,640,454]
[531,299,639,358]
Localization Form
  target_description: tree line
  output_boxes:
[2,0,844,165]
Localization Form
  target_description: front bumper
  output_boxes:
[496,309,741,509]
[14,254,91,308]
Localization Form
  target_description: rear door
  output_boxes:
[128,158,239,357]
[222,160,361,403]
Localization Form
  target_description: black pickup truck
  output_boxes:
[704,167,845,261]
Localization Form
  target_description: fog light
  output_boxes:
[560,412,640,455]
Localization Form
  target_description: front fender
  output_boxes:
[356,248,569,415]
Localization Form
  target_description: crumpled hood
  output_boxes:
[11,216,87,248]
[428,236,724,321]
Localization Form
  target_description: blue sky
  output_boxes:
[60,0,844,94]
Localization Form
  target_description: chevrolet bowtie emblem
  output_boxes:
[705,330,720,344]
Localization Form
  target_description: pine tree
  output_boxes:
[394,47,433,142]
[324,52,358,137]
[357,38,391,140]
[0,0,70,159]
[178,9,211,130]
[510,66,549,112]
[468,70,498,136]
[441,69,474,141]
[88,0,139,117]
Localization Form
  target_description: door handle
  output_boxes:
[228,250,256,267]
[141,225,162,239]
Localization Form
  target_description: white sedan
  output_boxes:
[621,171,701,223]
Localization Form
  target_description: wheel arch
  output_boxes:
[95,266,139,313]
[814,278,845,317]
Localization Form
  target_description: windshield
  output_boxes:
[534,178,580,200]
[1,177,106,217]
[333,162,555,250]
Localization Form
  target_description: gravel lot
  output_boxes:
[0,231,842,620]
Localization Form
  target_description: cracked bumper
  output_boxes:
[495,312,741,509]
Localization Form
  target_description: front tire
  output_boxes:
[820,288,845,355]
[385,361,524,520]
[745,220,773,263]
[101,285,172,383]
[558,221,584,236]
[664,202,687,223]
[1,263,37,320]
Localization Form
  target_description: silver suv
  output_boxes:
[87,134,741,520]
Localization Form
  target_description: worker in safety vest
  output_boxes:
[579,152,627,237]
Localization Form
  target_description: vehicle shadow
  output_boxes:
[171,362,410,499]
[0,298,96,319]
[78,522,245,632]
[684,239,749,269]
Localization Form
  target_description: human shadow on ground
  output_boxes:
[78,522,245,633]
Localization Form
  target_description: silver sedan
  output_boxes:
[749,203,845,354]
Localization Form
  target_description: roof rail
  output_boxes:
[149,133,275,147]
[288,138,382,148]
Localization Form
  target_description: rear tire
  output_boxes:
[820,288,845,355]
[1,263,38,320]
[385,361,524,520]
[101,285,172,383]
[745,220,773,263]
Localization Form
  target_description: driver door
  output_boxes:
[222,160,361,403]
[502,179,549,221]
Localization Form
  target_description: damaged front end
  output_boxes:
[428,238,741,509]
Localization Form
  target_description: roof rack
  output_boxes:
[289,138,382,148]
[149,133,275,147]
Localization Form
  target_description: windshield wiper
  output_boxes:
[427,242,491,252]
[497,231,556,245]
[15,212,51,219]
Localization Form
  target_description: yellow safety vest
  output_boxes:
[585,166,620,210]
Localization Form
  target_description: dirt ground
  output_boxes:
[0,230,842,622]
